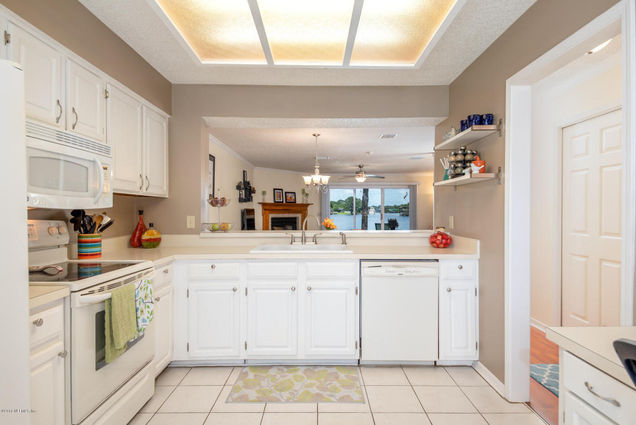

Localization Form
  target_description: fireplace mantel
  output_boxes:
[259,203,313,230]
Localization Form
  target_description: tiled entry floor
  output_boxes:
[129,366,547,425]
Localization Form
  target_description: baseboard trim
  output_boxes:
[473,361,506,398]
[530,318,550,333]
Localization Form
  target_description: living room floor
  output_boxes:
[528,326,560,425]
[129,365,547,425]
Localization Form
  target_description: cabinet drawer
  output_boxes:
[306,262,356,278]
[154,264,173,288]
[440,261,476,280]
[563,351,636,423]
[188,262,240,280]
[30,303,64,349]
[248,262,297,278]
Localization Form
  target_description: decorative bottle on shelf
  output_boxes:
[130,210,147,248]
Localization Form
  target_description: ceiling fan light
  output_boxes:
[303,176,312,185]
[355,176,367,183]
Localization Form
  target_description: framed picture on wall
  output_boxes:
[285,191,296,203]
[273,188,284,203]
[208,154,216,197]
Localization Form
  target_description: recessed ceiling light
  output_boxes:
[380,134,397,139]
[587,39,612,55]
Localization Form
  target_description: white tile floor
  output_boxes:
[130,366,547,425]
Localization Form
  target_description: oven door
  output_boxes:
[26,136,112,210]
[70,270,155,424]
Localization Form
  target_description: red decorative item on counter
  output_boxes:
[429,230,453,248]
[130,210,147,248]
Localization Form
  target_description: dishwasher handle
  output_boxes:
[362,264,439,277]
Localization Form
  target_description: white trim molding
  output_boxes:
[473,362,506,397]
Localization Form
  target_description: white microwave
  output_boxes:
[25,120,113,209]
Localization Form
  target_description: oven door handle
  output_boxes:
[79,293,112,305]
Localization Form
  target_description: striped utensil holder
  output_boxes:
[77,233,102,259]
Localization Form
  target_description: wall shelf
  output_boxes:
[435,119,503,151]
[434,170,501,188]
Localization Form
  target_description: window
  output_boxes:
[325,186,415,230]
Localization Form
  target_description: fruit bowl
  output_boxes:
[429,230,452,248]
[220,223,232,232]
[208,223,221,232]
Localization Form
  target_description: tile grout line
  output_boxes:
[201,367,235,425]
[358,366,376,425]
[445,367,491,424]
[401,365,434,424]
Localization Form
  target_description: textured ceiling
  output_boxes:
[80,0,536,85]
[206,122,437,174]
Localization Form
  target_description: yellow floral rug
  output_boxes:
[227,366,364,403]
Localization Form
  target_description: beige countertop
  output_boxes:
[29,285,69,310]
[546,326,636,390]
[99,244,479,266]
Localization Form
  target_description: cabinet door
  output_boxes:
[564,391,614,425]
[30,341,65,425]
[153,284,173,376]
[247,281,297,357]
[188,281,241,358]
[304,280,357,358]
[7,22,64,128]
[439,279,477,360]
[67,59,105,141]
[106,84,143,194]
[142,106,168,197]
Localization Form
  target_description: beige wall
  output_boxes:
[145,84,448,235]
[1,0,171,113]
[530,50,622,328]
[434,0,620,382]
[252,168,322,230]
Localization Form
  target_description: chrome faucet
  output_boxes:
[301,215,322,245]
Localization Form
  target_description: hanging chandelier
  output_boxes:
[303,133,330,191]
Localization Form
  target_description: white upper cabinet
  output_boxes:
[247,281,298,357]
[188,281,241,358]
[7,21,64,128]
[107,84,143,193]
[66,59,106,142]
[142,106,169,197]
[303,280,358,358]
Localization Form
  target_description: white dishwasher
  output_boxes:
[361,261,439,363]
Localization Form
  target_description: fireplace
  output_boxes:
[270,216,299,230]
[259,203,312,231]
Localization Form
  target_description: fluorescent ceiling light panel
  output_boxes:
[350,0,456,66]
[155,0,266,64]
[258,0,354,65]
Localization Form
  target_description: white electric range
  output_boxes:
[28,220,156,425]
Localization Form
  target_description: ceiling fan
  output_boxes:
[353,164,385,183]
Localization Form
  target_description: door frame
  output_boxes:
[504,0,636,401]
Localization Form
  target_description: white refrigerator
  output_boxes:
[0,59,30,425]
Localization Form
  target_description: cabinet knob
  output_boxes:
[307,286,312,292]
[457,265,463,270]
[446,288,452,292]
[291,286,296,292]
[58,350,68,358]
[32,318,44,327]
[154,296,161,302]
[232,287,238,292]
[210,264,216,270]
[163,269,169,274]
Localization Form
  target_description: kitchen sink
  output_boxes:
[250,244,353,254]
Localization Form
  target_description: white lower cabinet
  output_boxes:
[247,281,298,357]
[439,260,478,361]
[188,281,241,358]
[304,280,357,358]
[29,299,66,425]
[152,283,173,376]
[564,391,614,425]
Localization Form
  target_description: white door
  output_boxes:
[142,106,168,197]
[30,341,65,425]
[106,84,143,194]
[7,22,64,128]
[439,280,477,360]
[562,110,622,326]
[304,280,357,358]
[152,285,173,376]
[247,282,297,357]
[67,59,105,142]
[564,391,614,425]
[188,281,241,358]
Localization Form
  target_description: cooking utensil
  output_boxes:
[93,214,103,228]
[98,219,114,233]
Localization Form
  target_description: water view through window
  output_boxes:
[329,187,411,230]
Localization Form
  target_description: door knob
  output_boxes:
[307,286,312,291]
[154,296,161,302]
[446,288,452,292]
[291,286,296,292]
[58,350,68,358]
[163,269,169,274]
[457,265,463,270]
[210,264,216,270]
[233,287,238,292]
[32,318,44,327]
